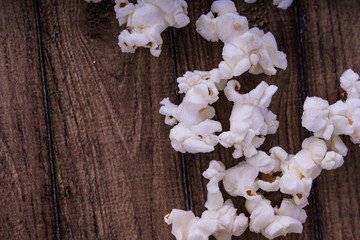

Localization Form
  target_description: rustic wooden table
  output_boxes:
[1,0,359,239]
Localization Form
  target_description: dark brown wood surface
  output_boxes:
[0,0,359,239]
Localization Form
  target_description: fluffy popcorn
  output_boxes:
[302,97,351,140]
[196,0,287,78]
[340,69,360,99]
[219,80,279,158]
[160,71,220,127]
[245,198,305,239]
[222,161,261,200]
[165,160,248,239]
[244,0,293,10]
[114,0,190,56]
[169,120,222,154]
[303,69,360,146]
[278,137,345,207]
[160,71,223,153]
[221,150,279,200]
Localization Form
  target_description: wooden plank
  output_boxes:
[301,0,360,239]
[172,0,319,239]
[38,0,185,239]
[0,1,56,239]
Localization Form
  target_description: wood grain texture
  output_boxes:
[38,0,185,239]
[172,1,317,239]
[301,0,360,239]
[0,1,55,239]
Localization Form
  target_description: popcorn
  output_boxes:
[160,70,223,153]
[221,150,280,199]
[219,80,279,158]
[272,0,294,9]
[303,69,360,146]
[114,0,190,56]
[340,69,360,99]
[302,97,351,140]
[165,160,248,239]
[196,0,287,78]
[277,136,346,207]
[222,161,261,200]
[245,0,294,10]
[245,198,305,239]
[169,120,222,154]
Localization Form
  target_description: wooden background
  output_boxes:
[0,0,359,239]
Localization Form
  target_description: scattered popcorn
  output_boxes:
[219,80,279,158]
[244,0,293,10]
[165,160,248,239]
[114,0,190,56]
[196,0,287,79]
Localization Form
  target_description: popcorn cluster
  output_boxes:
[85,0,356,239]
[114,0,190,56]
[160,0,286,155]
[196,0,287,78]
[245,0,293,10]
[165,69,359,239]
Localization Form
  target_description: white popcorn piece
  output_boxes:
[219,80,279,158]
[272,0,294,9]
[196,0,287,79]
[222,161,261,200]
[274,199,307,224]
[303,69,360,147]
[115,0,190,56]
[169,120,222,154]
[165,160,248,239]
[222,151,278,199]
[344,98,360,144]
[325,135,348,157]
[321,151,344,170]
[277,136,347,207]
[244,0,293,10]
[302,97,334,140]
[340,69,360,99]
[246,197,305,239]
[164,209,218,240]
[302,97,352,140]
[160,70,223,154]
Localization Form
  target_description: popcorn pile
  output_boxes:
[83,0,356,239]
[157,1,359,239]
[159,0,287,155]
[164,69,360,239]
